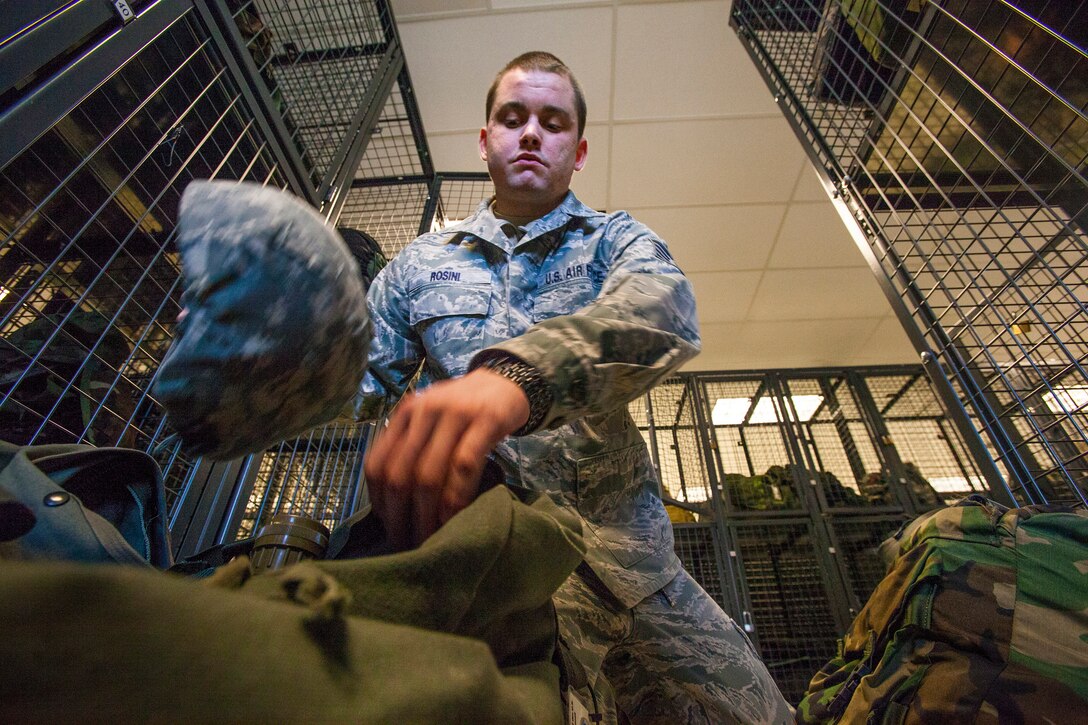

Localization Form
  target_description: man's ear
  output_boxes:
[574,137,588,172]
[479,128,488,162]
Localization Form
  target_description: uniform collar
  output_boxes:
[445,191,598,252]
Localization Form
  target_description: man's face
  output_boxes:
[479,68,588,218]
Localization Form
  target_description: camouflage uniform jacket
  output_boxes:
[356,192,700,607]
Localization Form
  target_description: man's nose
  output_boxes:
[519,120,541,147]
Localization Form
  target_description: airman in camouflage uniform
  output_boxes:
[358,52,791,723]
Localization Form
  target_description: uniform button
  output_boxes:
[43,492,70,507]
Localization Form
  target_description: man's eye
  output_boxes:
[503,118,520,128]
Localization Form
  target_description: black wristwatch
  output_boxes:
[475,355,553,436]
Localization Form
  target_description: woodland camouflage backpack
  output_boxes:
[798,494,1088,723]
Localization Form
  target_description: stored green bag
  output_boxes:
[721,466,802,510]
[1,485,584,723]
[798,495,1088,723]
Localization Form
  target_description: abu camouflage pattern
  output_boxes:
[554,567,794,725]
[798,494,1088,723]
[154,181,370,460]
[356,191,700,608]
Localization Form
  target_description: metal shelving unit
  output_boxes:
[731,0,1088,508]
[635,365,981,702]
[0,0,432,556]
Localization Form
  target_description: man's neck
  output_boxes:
[490,202,538,228]
[492,192,566,225]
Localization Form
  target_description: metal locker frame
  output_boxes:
[729,0,1088,507]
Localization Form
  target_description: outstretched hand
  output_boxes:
[363,368,530,550]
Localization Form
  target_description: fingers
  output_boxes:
[438,420,502,524]
[362,372,531,550]
[365,396,434,551]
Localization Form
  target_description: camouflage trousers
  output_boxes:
[554,565,793,725]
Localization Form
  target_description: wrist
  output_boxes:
[473,355,552,436]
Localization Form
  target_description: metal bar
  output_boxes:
[848,370,914,511]
[0,0,119,103]
[270,42,386,67]
[320,42,403,223]
[396,67,435,179]
[0,0,191,171]
[194,0,317,205]
[418,174,444,237]
[819,376,867,484]
[689,375,751,620]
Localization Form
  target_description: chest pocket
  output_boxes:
[531,279,594,322]
[410,270,491,373]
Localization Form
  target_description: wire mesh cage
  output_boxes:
[337,180,431,259]
[825,513,905,614]
[0,3,291,513]
[673,523,733,612]
[637,376,717,517]
[433,175,496,230]
[0,0,433,544]
[235,419,370,537]
[699,375,808,515]
[695,367,982,510]
[861,369,989,505]
[730,517,845,705]
[731,0,1088,506]
[351,69,432,182]
[214,0,401,192]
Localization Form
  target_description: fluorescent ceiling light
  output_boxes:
[1042,386,1088,416]
[928,475,984,493]
[664,483,709,503]
[711,395,824,425]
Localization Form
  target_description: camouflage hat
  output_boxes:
[153,181,370,459]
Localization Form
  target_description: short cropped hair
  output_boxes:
[485,51,587,138]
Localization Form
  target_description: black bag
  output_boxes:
[337,226,388,292]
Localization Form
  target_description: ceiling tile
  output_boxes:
[792,162,832,202]
[769,201,867,268]
[390,0,488,20]
[683,321,745,371]
[690,318,884,370]
[610,118,806,207]
[570,124,610,210]
[849,316,918,365]
[613,1,778,120]
[687,270,763,324]
[627,204,785,271]
[397,9,613,134]
[748,268,890,320]
[427,130,487,172]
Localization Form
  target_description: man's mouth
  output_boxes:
[514,154,544,166]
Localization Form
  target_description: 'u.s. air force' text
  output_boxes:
[543,263,588,286]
